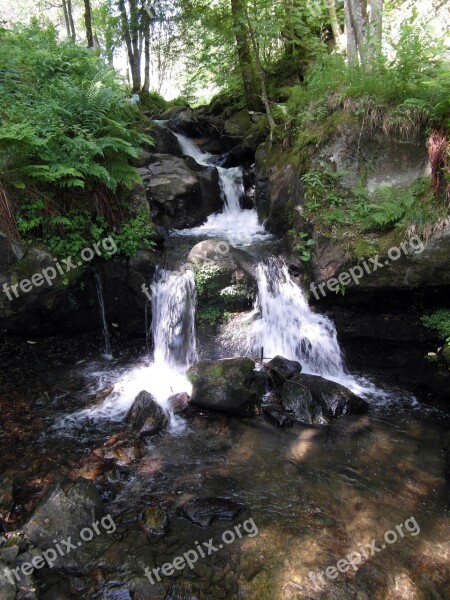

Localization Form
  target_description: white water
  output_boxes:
[94,272,113,360]
[54,269,196,432]
[174,133,270,246]
[248,259,399,404]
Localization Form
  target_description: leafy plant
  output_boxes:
[422,309,450,343]
[294,232,315,262]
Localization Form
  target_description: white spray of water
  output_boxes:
[54,269,197,432]
[248,259,396,403]
[94,272,113,360]
[174,133,270,246]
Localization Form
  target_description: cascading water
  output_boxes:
[54,268,197,432]
[247,258,395,403]
[174,133,270,245]
[94,272,112,360]
[151,268,197,367]
[247,259,344,377]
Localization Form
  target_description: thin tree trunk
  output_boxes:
[118,0,141,92]
[230,0,263,111]
[67,0,76,40]
[61,0,71,38]
[327,0,343,49]
[84,0,94,48]
[143,24,150,93]
[246,15,276,142]
[368,0,383,64]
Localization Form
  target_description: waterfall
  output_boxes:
[151,268,197,368]
[94,272,112,360]
[248,259,345,378]
[173,133,269,246]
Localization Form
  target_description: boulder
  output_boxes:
[167,109,223,139]
[138,154,222,229]
[187,358,267,417]
[126,391,168,437]
[22,478,105,570]
[279,374,369,425]
[145,121,183,156]
[0,561,16,600]
[254,142,300,235]
[266,355,302,388]
[442,432,450,479]
[262,392,294,427]
[224,110,253,138]
[168,392,190,414]
[178,497,242,527]
[187,238,257,280]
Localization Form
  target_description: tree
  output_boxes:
[118,0,142,92]
[84,0,95,48]
[344,0,383,68]
[230,0,262,111]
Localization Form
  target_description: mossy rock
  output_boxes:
[442,344,450,371]
[187,358,268,417]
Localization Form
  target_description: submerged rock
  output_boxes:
[279,373,369,425]
[178,497,242,527]
[442,432,450,479]
[141,505,168,536]
[126,391,168,438]
[187,358,267,417]
[22,478,105,570]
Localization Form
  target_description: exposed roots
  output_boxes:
[428,128,449,197]
[0,183,20,242]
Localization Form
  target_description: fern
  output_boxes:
[361,186,416,230]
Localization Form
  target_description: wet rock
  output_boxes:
[94,384,114,401]
[0,474,14,512]
[442,432,450,479]
[129,576,169,600]
[141,505,168,536]
[0,559,16,599]
[130,148,154,167]
[187,358,267,417]
[261,391,294,427]
[126,391,168,438]
[178,497,242,527]
[168,392,190,414]
[22,477,105,570]
[139,154,222,229]
[146,121,183,156]
[280,374,369,425]
[254,142,300,235]
[187,239,257,280]
[266,355,303,388]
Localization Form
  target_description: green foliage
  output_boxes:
[139,90,169,114]
[293,232,315,262]
[422,310,450,343]
[360,186,416,230]
[285,21,449,148]
[0,23,153,258]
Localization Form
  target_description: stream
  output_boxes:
[0,133,449,599]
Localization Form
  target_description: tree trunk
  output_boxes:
[344,0,383,68]
[61,0,71,38]
[118,0,141,92]
[230,0,263,111]
[67,0,76,40]
[327,0,343,49]
[368,0,383,64]
[246,14,276,141]
[84,0,94,48]
[143,24,150,93]
[344,0,358,66]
